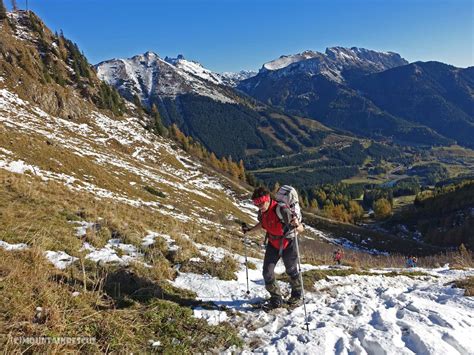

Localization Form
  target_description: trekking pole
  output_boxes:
[294,234,310,332]
[242,223,250,296]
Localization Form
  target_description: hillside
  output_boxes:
[0,10,255,352]
[0,11,125,119]
[95,51,345,161]
[384,180,474,249]
[351,62,474,148]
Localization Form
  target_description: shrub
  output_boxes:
[374,198,392,219]
[143,185,166,198]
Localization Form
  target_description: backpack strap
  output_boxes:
[275,203,295,237]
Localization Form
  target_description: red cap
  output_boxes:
[253,195,270,205]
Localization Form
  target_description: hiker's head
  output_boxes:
[252,186,271,212]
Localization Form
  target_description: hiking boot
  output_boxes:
[264,279,283,309]
[287,295,302,307]
[289,275,302,298]
[265,279,282,297]
[262,296,284,311]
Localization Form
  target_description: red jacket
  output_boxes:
[260,200,290,250]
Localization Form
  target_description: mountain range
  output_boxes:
[95,51,336,161]
[239,48,474,148]
[97,46,474,159]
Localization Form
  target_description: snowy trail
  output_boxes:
[173,249,474,354]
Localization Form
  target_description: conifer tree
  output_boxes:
[238,160,246,181]
[133,94,143,113]
[150,103,167,136]
[245,172,257,186]
[0,0,7,20]
[229,161,240,179]
[220,156,229,172]
[348,200,364,222]
[209,153,220,170]
[11,0,17,11]
[373,198,392,220]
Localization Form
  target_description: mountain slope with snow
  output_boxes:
[96,52,235,105]
[237,47,473,147]
[218,70,257,87]
[172,239,474,354]
[1,10,474,354]
[95,51,342,161]
[254,47,408,82]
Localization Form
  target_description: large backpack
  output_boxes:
[275,185,302,223]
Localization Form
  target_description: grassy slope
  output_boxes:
[0,80,255,351]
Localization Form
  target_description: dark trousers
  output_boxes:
[263,239,299,284]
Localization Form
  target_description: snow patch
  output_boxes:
[44,251,78,269]
[0,240,28,251]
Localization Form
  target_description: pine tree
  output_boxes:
[348,200,364,223]
[245,172,257,186]
[0,0,7,20]
[133,94,143,113]
[150,103,167,136]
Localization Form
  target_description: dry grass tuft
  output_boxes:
[181,255,239,281]
[451,276,474,296]
[299,235,474,270]
[0,248,242,353]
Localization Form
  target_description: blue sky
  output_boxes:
[8,0,473,72]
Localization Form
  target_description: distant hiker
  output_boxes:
[406,255,417,268]
[333,248,344,265]
[242,186,304,309]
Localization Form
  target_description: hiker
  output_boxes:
[242,186,304,309]
[333,248,344,265]
[406,255,417,268]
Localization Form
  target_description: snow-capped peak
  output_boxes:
[252,47,408,83]
[262,50,320,71]
[218,70,258,87]
[324,46,407,70]
[96,52,236,105]
[164,54,223,85]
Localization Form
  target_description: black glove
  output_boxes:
[241,223,251,234]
